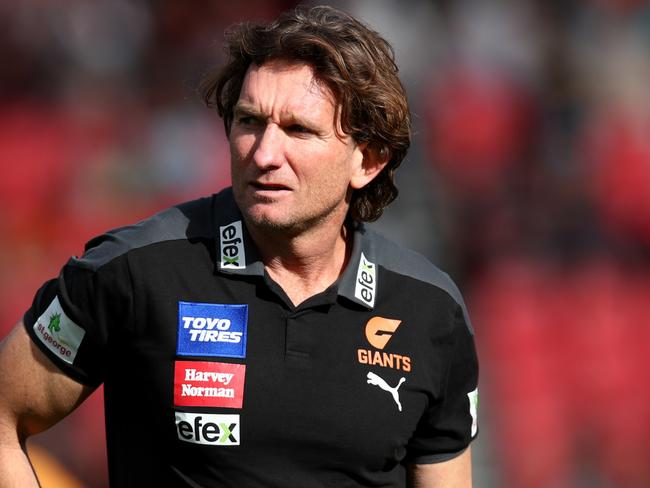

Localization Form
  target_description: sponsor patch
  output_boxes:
[177,302,247,358]
[354,253,376,307]
[175,412,240,446]
[220,220,246,269]
[468,387,479,437]
[174,361,245,408]
[33,296,85,365]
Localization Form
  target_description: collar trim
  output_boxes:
[212,189,376,307]
[337,223,377,310]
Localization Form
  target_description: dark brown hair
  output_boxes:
[200,5,411,222]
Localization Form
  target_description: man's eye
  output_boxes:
[236,116,259,126]
[287,124,310,134]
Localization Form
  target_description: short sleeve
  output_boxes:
[405,304,479,464]
[23,243,134,387]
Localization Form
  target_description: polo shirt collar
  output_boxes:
[213,188,377,309]
[213,188,265,277]
[337,221,377,310]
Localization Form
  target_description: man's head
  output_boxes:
[201,5,411,223]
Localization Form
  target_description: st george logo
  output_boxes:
[34,296,85,365]
[47,313,61,333]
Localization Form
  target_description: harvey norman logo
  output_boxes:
[354,253,376,307]
[220,220,246,269]
[174,360,245,409]
[177,302,247,358]
[33,296,85,365]
[175,412,240,446]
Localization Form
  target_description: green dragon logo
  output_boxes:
[47,313,61,333]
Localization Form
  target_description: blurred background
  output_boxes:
[1,0,649,486]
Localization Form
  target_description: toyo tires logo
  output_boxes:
[176,302,248,358]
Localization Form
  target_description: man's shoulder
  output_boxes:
[71,191,230,272]
[361,225,468,315]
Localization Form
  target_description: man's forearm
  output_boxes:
[407,448,473,488]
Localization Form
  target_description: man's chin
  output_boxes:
[242,208,297,232]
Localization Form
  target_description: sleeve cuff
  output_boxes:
[407,445,469,465]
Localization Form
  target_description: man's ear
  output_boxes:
[350,144,390,190]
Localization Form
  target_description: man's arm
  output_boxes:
[407,447,472,488]
[0,322,95,487]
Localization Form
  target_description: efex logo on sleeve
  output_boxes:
[177,302,247,358]
[174,360,245,408]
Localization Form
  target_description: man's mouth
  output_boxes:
[250,182,290,191]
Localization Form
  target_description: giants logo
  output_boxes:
[365,316,401,349]
[357,316,412,372]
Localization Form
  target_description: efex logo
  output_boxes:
[175,412,240,446]
[354,253,376,307]
[220,221,246,269]
[357,317,411,372]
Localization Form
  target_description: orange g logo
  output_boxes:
[365,317,402,350]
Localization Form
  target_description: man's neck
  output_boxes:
[245,216,352,307]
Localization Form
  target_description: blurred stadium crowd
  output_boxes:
[1,0,649,486]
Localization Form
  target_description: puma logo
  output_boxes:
[366,372,405,412]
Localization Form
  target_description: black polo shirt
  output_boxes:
[24,187,479,487]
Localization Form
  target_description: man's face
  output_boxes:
[229,60,364,234]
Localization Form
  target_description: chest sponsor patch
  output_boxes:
[175,412,240,446]
[177,302,247,358]
[174,360,245,409]
[33,296,85,365]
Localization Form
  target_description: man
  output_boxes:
[0,6,478,487]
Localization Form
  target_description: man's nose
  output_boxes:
[252,124,284,170]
